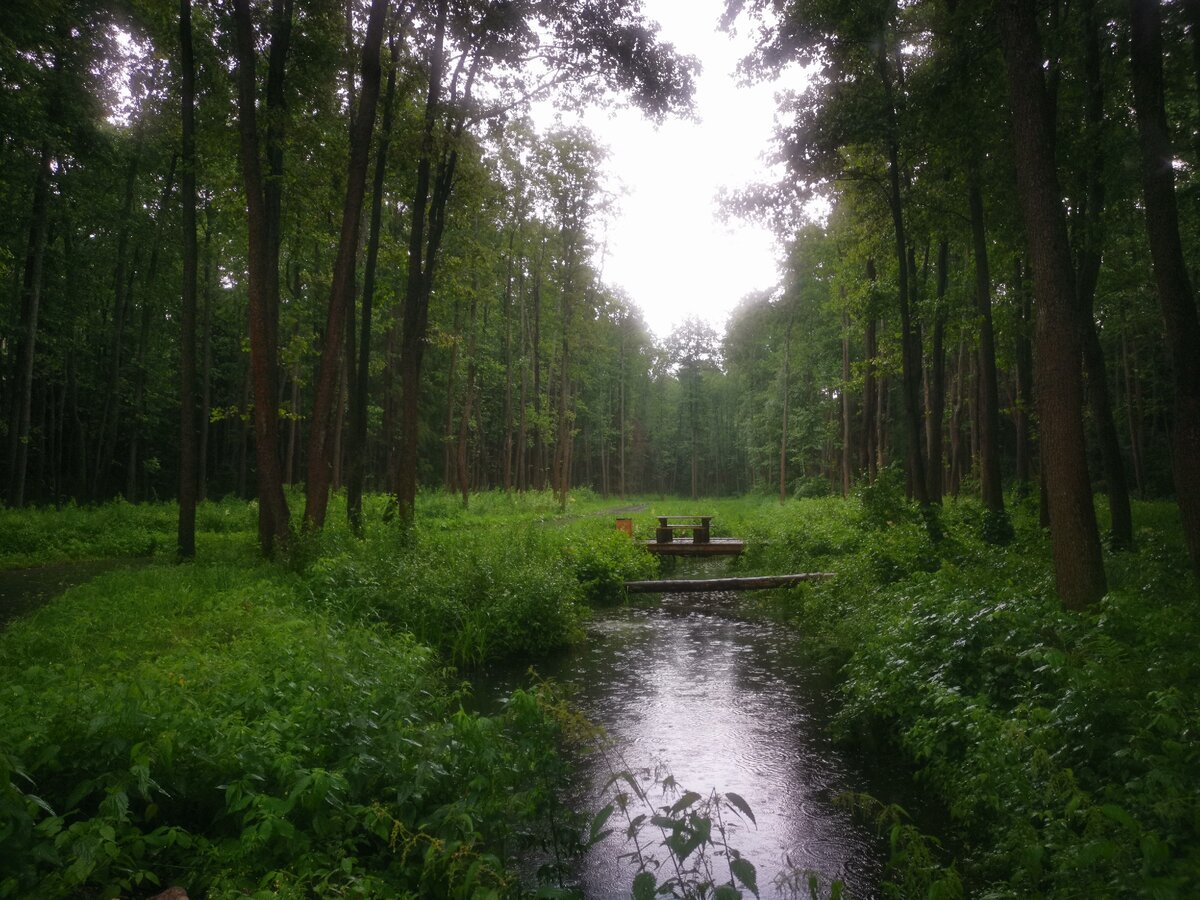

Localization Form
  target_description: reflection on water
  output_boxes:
[478,590,886,898]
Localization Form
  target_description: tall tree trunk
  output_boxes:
[457,292,479,507]
[1013,256,1034,494]
[862,261,878,482]
[304,0,386,529]
[6,142,52,507]
[532,241,545,490]
[1129,0,1200,577]
[232,0,292,554]
[968,174,1007,526]
[126,153,177,503]
[1121,320,1146,496]
[198,206,213,503]
[347,35,397,534]
[394,0,475,520]
[927,240,949,503]
[996,0,1107,608]
[841,300,853,497]
[178,0,198,556]
[501,260,515,492]
[1077,0,1133,548]
[876,44,929,509]
[780,313,793,503]
[91,147,140,500]
[619,312,627,498]
[516,280,530,492]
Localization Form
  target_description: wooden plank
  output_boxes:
[624,573,835,593]
[644,539,744,556]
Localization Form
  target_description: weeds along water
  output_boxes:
[1,487,1198,897]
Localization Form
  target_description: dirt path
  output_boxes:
[0,560,130,630]
[585,504,648,517]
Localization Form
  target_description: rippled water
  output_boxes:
[478,590,888,898]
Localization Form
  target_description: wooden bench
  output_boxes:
[655,515,713,544]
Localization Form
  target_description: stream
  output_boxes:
[475,579,909,898]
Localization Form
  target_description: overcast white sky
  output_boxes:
[541,0,791,339]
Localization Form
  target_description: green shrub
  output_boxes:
[0,562,577,898]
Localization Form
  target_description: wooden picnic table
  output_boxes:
[655,515,713,544]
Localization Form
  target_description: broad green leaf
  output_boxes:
[670,790,702,815]
[590,803,615,843]
[724,791,756,825]
[730,857,759,897]
[1099,803,1138,833]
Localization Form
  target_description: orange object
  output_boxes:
[615,517,633,537]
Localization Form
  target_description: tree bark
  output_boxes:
[876,44,929,509]
[457,292,479,507]
[1077,0,1133,548]
[841,300,853,497]
[178,0,198,556]
[347,36,397,533]
[1129,0,1200,575]
[6,142,52,507]
[968,174,1007,525]
[304,0,386,529]
[232,0,292,554]
[395,0,472,520]
[862,260,878,482]
[91,145,140,500]
[1013,256,1034,494]
[996,0,1107,607]
[198,206,213,503]
[780,311,793,503]
[925,240,948,502]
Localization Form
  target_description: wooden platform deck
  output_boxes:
[625,572,835,593]
[642,537,745,556]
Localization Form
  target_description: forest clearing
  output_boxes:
[4,0,1200,896]
[1,490,1198,897]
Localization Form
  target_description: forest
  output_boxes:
[2,0,1199,897]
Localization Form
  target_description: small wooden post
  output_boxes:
[615,517,633,537]
[656,515,673,543]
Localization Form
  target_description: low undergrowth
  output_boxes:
[0,489,657,897]
[0,560,586,898]
[706,478,1200,897]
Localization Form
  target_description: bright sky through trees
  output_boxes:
[542,0,789,338]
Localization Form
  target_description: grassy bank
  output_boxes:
[0,491,652,898]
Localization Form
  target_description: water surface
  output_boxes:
[479,589,891,897]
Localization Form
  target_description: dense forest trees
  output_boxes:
[2,0,1198,598]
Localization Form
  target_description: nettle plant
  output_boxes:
[591,760,762,900]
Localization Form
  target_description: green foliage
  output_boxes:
[306,512,655,667]
[0,497,261,571]
[0,557,581,898]
[601,763,768,900]
[727,493,1200,896]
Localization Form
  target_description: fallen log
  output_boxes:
[623,573,835,593]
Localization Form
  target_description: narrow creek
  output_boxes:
[476,584,907,898]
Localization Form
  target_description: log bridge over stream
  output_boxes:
[620,515,835,593]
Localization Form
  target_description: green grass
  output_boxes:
[0,557,585,897]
